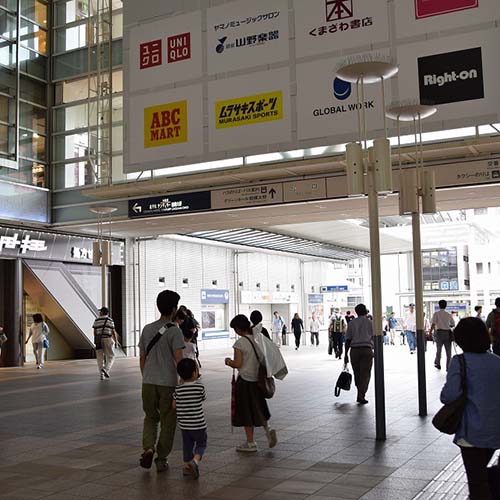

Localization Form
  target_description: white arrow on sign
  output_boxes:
[132,203,142,214]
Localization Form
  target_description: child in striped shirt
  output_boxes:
[173,358,207,479]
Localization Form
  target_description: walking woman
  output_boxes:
[25,313,49,369]
[291,313,304,350]
[225,314,277,453]
[440,317,500,500]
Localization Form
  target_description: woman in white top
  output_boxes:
[25,313,49,369]
[225,315,277,453]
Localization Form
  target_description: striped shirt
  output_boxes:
[92,316,115,338]
[174,382,207,431]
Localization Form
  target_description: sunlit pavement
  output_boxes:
[0,341,464,500]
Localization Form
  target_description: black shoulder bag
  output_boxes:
[432,354,467,435]
[94,318,108,350]
[145,323,175,359]
[243,336,276,399]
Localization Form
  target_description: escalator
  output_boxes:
[23,260,101,357]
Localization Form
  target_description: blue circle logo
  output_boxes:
[333,78,352,100]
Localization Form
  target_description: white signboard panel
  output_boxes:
[128,85,203,165]
[212,183,283,210]
[128,12,203,92]
[294,0,390,59]
[397,29,500,124]
[207,0,289,75]
[283,179,327,202]
[296,55,390,141]
[395,0,499,39]
[208,68,292,153]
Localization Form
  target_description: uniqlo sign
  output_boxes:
[167,33,191,63]
[415,0,479,19]
[140,39,162,69]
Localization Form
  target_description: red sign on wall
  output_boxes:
[167,33,191,64]
[415,0,479,19]
[139,39,162,69]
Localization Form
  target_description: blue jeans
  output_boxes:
[383,334,389,345]
[182,429,207,462]
[406,331,416,352]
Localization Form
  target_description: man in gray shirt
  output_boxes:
[344,304,374,405]
[138,290,185,472]
[430,299,455,371]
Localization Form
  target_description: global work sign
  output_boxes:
[144,100,188,148]
[296,53,390,141]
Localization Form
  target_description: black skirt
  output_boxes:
[233,376,271,427]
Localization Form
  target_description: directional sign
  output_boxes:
[211,183,283,210]
[128,191,211,219]
[320,285,349,293]
[284,179,327,202]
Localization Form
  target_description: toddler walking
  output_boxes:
[173,358,207,479]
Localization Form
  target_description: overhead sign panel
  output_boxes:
[128,11,203,92]
[206,0,289,75]
[296,53,390,142]
[128,192,211,219]
[294,0,390,59]
[321,285,349,292]
[208,68,291,153]
[395,0,498,38]
[201,289,230,304]
[283,179,327,202]
[397,30,500,124]
[211,183,283,210]
[128,85,203,166]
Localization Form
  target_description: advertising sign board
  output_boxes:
[206,0,289,74]
[294,0,390,59]
[128,11,203,92]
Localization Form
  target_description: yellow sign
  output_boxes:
[144,100,188,148]
[215,91,283,129]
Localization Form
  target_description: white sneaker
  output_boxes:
[266,429,278,449]
[236,441,258,453]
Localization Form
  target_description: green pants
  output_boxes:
[142,384,176,463]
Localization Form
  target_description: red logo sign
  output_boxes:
[415,0,478,19]
[326,0,354,22]
[167,33,191,63]
[140,39,162,69]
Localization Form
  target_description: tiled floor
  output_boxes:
[0,341,462,499]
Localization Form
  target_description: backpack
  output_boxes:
[331,316,343,333]
[493,311,500,340]
[335,365,352,397]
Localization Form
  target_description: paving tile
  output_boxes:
[204,486,263,500]
[315,482,371,498]
[271,479,325,495]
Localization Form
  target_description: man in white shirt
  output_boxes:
[403,304,417,354]
[309,314,320,346]
[272,311,284,347]
[430,299,455,370]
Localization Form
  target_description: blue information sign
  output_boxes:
[308,294,324,304]
[320,285,349,293]
[201,289,230,304]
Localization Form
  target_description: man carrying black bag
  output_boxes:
[344,304,374,405]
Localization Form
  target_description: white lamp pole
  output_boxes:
[386,104,437,416]
[90,206,117,307]
[337,59,398,441]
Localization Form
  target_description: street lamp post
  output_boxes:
[386,104,437,417]
[90,206,117,307]
[337,59,398,441]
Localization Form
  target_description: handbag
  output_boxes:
[335,364,353,397]
[244,336,276,399]
[432,354,466,435]
[43,338,50,349]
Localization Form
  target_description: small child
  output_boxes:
[173,358,207,479]
[182,329,197,361]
